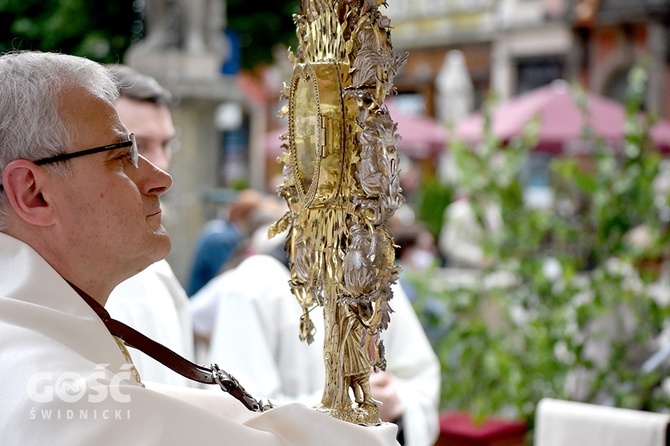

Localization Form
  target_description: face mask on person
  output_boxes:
[406,248,436,270]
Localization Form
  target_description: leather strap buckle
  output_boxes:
[211,364,274,412]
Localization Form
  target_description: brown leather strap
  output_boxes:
[71,282,269,412]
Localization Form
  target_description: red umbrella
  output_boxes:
[265,104,447,159]
[454,80,670,153]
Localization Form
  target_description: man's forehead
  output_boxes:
[59,87,128,140]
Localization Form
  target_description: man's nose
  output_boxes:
[136,154,173,196]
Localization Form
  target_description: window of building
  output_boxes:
[515,55,565,94]
[603,67,633,105]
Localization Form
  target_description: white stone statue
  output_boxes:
[435,49,474,126]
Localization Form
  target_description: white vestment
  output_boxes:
[0,233,398,445]
[192,255,440,446]
[106,259,195,387]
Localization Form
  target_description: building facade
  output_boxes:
[385,0,670,120]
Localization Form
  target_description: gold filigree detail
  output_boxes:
[272,0,406,425]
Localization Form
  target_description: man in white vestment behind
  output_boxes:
[0,50,398,445]
[105,65,194,387]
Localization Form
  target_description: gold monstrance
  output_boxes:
[269,0,407,425]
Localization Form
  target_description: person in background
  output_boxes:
[438,193,502,269]
[388,218,449,343]
[186,188,264,296]
[104,64,194,387]
[391,219,439,275]
[0,50,399,445]
[388,218,439,302]
[189,200,289,344]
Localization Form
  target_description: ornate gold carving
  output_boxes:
[269,0,407,425]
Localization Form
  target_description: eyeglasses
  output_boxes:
[33,133,138,168]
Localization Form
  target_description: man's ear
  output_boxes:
[2,159,53,226]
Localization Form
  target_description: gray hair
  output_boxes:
[106,64,172,105]
[0,51,119,224]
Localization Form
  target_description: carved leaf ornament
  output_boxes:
[269,0,407,425]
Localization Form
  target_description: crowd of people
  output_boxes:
[0,51,442,446]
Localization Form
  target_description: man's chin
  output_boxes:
[153,230,172,259]
[140,230,171,265]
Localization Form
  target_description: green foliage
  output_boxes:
[408,65,670,441]
[227,0,299,70]
[0,0,136,63]
[416,175,453,240]
[0,0,299,69]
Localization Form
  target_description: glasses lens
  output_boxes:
[129,133,138,168]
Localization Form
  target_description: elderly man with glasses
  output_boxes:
[0,50,398,445]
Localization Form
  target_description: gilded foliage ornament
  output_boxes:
[269,0,407,425]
